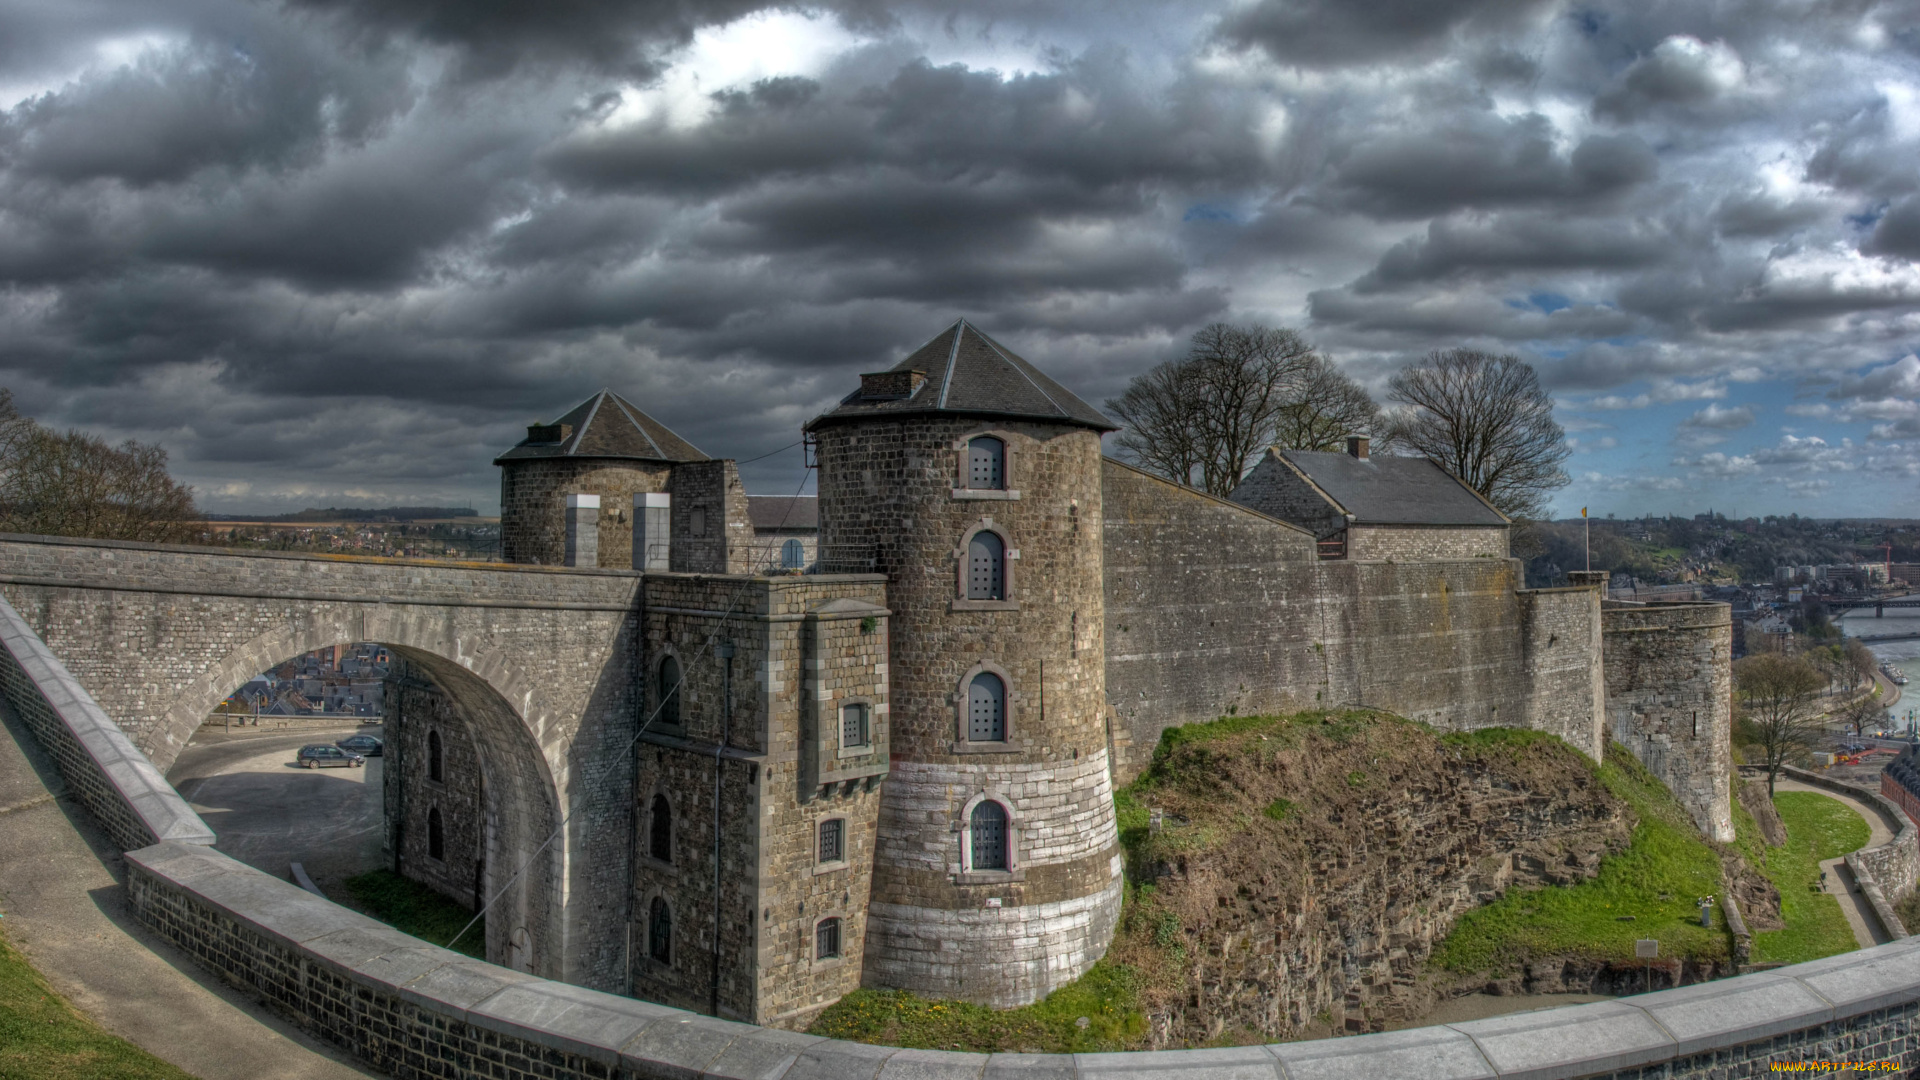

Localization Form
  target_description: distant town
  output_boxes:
[214,642,392,721]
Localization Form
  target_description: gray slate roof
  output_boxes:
[807,320,1117,432]
[746,496,817,531]
[1273,450,1508,527]
[495,390,709,465]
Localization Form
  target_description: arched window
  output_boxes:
[967,437,1005,489]
[781,539,805,569]
[967,531,1005,600]
[649,897,672,964]
[649,794,672,863]
[969,801,1009,871]
[427,806,445,860]
[815,917,842,960]
[967,673,1006,742]
[427,729,443,783]
[656,656,681,729]
[818,818,844,863]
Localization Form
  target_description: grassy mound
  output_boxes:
[0,924,197,1079]
[1430,741,1727,972]
[807,962,1144,1053]
[1749,792,1868,964]
[342,870,486,959]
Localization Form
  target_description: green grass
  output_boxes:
[1430,742,1728,972]
[0,924,198,1080]
[1750,792,1870,965]
[807,961,1145,1053]
[341,869,486,959]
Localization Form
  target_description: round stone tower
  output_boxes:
[804,320,1123,1008]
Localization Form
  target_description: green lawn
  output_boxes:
[807,961,1144,1053]
[341,870,486,959]
[1430,742,1728,973]
[1750,792,1870,965]
[0,924,198,1080]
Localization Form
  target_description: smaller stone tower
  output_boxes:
[805,321,1124,1008]
[496,390,709,567]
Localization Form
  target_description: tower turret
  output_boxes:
[805,321,1122,1007]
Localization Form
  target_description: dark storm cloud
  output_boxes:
[1,0,1918,516]
[1217,0,1554,68]
[1323,116,1657,219]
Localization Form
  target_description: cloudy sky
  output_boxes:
[4,0,1920,518]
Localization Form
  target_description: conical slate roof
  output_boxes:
[494,390,709,465]
[806,321,1117,432]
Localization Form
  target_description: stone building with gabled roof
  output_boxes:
[1229,436,1511,560]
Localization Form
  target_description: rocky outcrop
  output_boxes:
[1113,715,1630,1045]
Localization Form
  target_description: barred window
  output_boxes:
[427,729,443,782]
[966,531,1005,600]
[656,656,681,729]
[840,702,870,749]
[649,794,672,863]
[967,673,1005,742]
[970,801,1008,871]
[427,806,444,860]
[815,917,842,960]
[649,897,672,963]
[818,818,844,863]
[967,437,1005,489]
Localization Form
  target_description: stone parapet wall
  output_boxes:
[1601,602,1735,842]
[0,593,215,853]
[124,839,1920,1080]
[1346,523,1508,561]
[500,457,673,568]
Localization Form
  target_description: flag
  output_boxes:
[1581,507,1588,518]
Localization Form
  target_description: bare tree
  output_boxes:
[1271,354,1382,453]
[0,390,198,543]
[1384,349,1570,521]
[1735,653,1827,798]
[1108,324,1376,497]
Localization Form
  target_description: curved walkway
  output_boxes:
[0,699,373,1080]
[1770,776,1897,948]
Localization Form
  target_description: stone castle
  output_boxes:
[381,320,1733,1026]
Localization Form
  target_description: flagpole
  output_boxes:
[1583,507,1590,572]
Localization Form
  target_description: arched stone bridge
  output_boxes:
[0,533,642,989]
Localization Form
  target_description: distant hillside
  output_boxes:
[204,506,479,523]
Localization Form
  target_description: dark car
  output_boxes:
[297,745,364,769]
[336,734,383,757]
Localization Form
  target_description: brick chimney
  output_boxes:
[1346,435,1370,460]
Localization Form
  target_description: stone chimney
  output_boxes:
[564,493,599,567]
[1346,435,1370,460]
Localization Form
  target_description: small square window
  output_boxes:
[818,818,844,863]
[840,703,870,749]
[816,917,842,960]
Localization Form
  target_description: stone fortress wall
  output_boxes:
[1101,461,1610,783]
[1599,595,1736,842]
[3,590,1914,1080]
[383,656,487,912]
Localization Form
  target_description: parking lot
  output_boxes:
[165,725,387,899]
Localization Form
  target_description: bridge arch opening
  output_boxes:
[173,636,565,981]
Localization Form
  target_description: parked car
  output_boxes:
[297,745,364,769]
[335,734,383,757]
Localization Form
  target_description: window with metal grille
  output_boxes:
[967,531,1004,599]
[970,801,1008,871]
[649,897,671,963]
[427,806,444,860]
[967,437,1005,489]
[967,673,1005,741]
[781,539,805,569]
[428,729,443,782]
[840,703,869,749]
[649,794,672,863]
[815,917,841,960]
[656,656,681,729]
[818,818,844,863]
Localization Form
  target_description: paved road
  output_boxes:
[167,726,388,900]
[0,700,374,1079]
[1771,777,1898,949]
